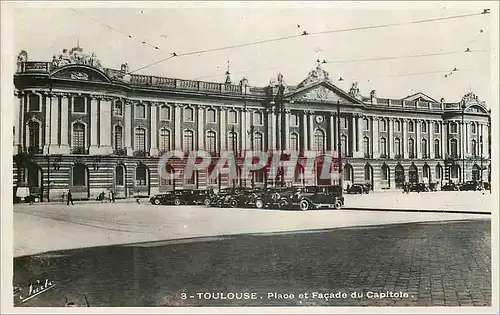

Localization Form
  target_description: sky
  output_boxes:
[11,2,496,104]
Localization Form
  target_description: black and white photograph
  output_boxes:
[1,1,498,313]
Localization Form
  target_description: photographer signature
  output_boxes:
[15,278,55,303]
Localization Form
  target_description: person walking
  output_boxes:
[110,190,115,203]
[66,190,74,205]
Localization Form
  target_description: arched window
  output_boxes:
[206,130,217,153]
[28,94,40,112]
[136,164,148,186]
[435,164,442,179]
[313,129,325,153]
[434,122,440,134]
[253,132,263,151]
[294,165,304,184]
[394,138,401,157]
[421,121,427,133]
[471,122,476,134]
[253,112,263,125]
[228,131,238,152]
[472,164,480,181]
[73,122,86,151]
[363,118,370,131]
[134,127,146,151]
[395,120,401,132]
[380,119,387,132]
[28,121,40,149]
[72,163,87,186]
[380,138,387,156]
[408,138,415,157]
[290,133,299,152]
[183,107,194,122]
[408,121,414,132]
[423,164,430,178]
[113,100,123,116]
[159,128,171,152]
[450,139,458,157]
[228,110,238,124]
[160,105,170,121]
[183,130,194,151]
[421,139,428,157]
[363,137,370,156]
[114,125,123,150]
[471,139,477,157]
[73,96,86,113]
[381,164,389,181]
[115,165,125,186]
[344,164,353,182]
[451,165,460,179]
[206,108,216,123]
[364,164,372,181]
[135,104,146,119]
[434,139,440,158]
[341,135,348,157]
[449,121,458,134]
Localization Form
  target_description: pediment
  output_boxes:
[289,82,363,104]
[49,65,111,83]
[403,92,438,103]
[465,105,488,114]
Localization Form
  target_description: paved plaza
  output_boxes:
[12,191,493,307]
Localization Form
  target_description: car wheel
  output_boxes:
[153,199,161,205]
[174,198,181,206]
[299,200,310,211]
[229,199,238,208]
[334,200,342,210]
[255,199,264,209]
[204,198,211,206]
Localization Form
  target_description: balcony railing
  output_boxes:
[133,150,149,157]
[113,148,127,156]
[71,147,89,155]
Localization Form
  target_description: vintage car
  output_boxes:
[289,185,344,211]
[441,183,459,191]
[408,183,428,192]
[208,187,252,207]
[252,187,297,209]
[346,184,367,194]
[459,181,481,191]
[150,189,212,206]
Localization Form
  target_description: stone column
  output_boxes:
[460,121,465,158]
[20,93,26,149]
[329,114,335,152]
[197,106,204,151]
[59,94,70,153]
[308,111,314,151]
[14,92,22,154]
[125,101,133,156]
[284,110,290,150]
[302,112,308,151]
[245,110,251,151]
[441,121,447,158]
[150,102,159,156]
[356,115,363,158]
[402,119,408,159]
[42,93,50,153]
[372,117,379,158]
[89,96,99,154]
[271,110,277,151]
[429,120,435,158]
[99,97,112,154]
[388,118,394,158]
[276,111,282,151]
[416,120,421,159]
[481,123,487,158]
[267,109,274,152]
[219,108,226,151]
[175,105,182,150]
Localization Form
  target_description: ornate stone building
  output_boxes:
[13,46,491,200]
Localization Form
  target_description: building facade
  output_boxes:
[13,46,491,200]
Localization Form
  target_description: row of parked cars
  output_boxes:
[405,181,490,192]
[150,185,345,211]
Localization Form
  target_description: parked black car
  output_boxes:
[208,187,253,207]
[441,183,459,191]
[346,184,368,194]
[252,187,297,209]
[150,189,212,206]
[459,181,481,191]
[408,183,428,192]
[289,185,344,211]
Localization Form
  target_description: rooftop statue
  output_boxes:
[51,45,103,71]
[297,61,331,88]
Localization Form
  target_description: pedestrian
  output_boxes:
[62,192,66,203]
[136,198,140,204]
[66,190,74,205]
[111,190,115,203]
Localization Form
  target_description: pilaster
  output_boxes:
[150,102,159,156]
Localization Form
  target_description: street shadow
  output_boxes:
[13,219,491,307]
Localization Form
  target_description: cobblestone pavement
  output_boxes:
[13,219,491,307]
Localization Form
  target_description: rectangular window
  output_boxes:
[135,104,146,119]
[290,114,299,127]
[184,107,194,122]
[160,105,170,121]
[73,96,86,113]
[206,109,216,123]
[228,110,238,124]
[434,123,440,134]
[113,101,123,116]
[449,123,458,134]
[253,112,263,125]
